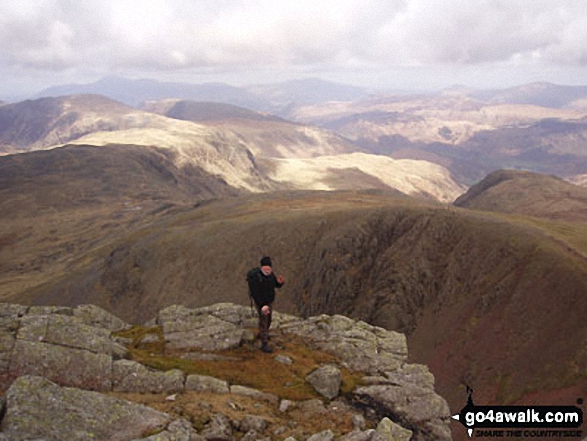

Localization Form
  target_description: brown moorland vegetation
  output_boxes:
[2,149,587,420]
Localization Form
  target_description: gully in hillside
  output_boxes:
[246,256,285,353]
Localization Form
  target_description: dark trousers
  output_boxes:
[255,302,272,344]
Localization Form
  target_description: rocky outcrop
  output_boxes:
[0,303,128,391]
[1,375,178,441]
[352,364,451,440]
[279,314,408,373]
[306,429,335,441]
[278,313,449,441]
[0,302,452,440]
[73,304,132,332]
[230,384,279,404]
[156,304,253,351]
[199,413,234,441]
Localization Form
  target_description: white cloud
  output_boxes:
[0,0,587,92]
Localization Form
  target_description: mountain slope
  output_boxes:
[4,187,587,417]
[569,174,587,187]
[259,152,465,202]
[0,95,275,192]
[142,100,285,123]
[292,94,584,145]
[248,78,368,110]
[292,92,587,184]
[454,169,587,222]
[0,95,461,200]
[136,99,462,197]
[0,143,240,297]
[142,99,357,159]
[0,143,238,213]
[0,94,139,154]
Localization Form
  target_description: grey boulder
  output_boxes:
[305,364,342,400]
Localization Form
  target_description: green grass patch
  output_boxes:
[117,327,363,401]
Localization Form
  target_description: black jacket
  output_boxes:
[246,267,284,307]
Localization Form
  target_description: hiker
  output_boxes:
[246,256,285,353]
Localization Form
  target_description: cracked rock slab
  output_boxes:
[158,306,245,351]
[279,315,407,374]
[16,314,127,358]
[113,360,184,394]
[2,376,171,441]
[9,340,113,391]
[353,384,451,441]
[73,304,132,332]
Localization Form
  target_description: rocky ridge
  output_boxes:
[0,302,451,440]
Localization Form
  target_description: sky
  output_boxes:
[1,0,587,100]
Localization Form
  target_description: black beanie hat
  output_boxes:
[260,256,272,267]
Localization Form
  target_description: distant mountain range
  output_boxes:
[35,76,368,114]
[33,76,587,112]
[292,87,587,184]
[26,77,587,186]
[470,82,587,108]
[0,94,465,201]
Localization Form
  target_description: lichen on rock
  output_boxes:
[0,302,452,440]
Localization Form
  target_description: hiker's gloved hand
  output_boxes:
[261,305,271,315]
[277,275,284,284]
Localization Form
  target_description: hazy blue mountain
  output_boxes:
[34,76,369,114]
[470,82,587,108]
[249,77,368,108]
[35,76,267,109]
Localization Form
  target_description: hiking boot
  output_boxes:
[260,342,273,353]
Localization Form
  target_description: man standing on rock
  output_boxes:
[246,256,285,353]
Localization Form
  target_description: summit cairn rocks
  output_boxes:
[0,302,452,440]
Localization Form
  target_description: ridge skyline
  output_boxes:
[3,75,587,107]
